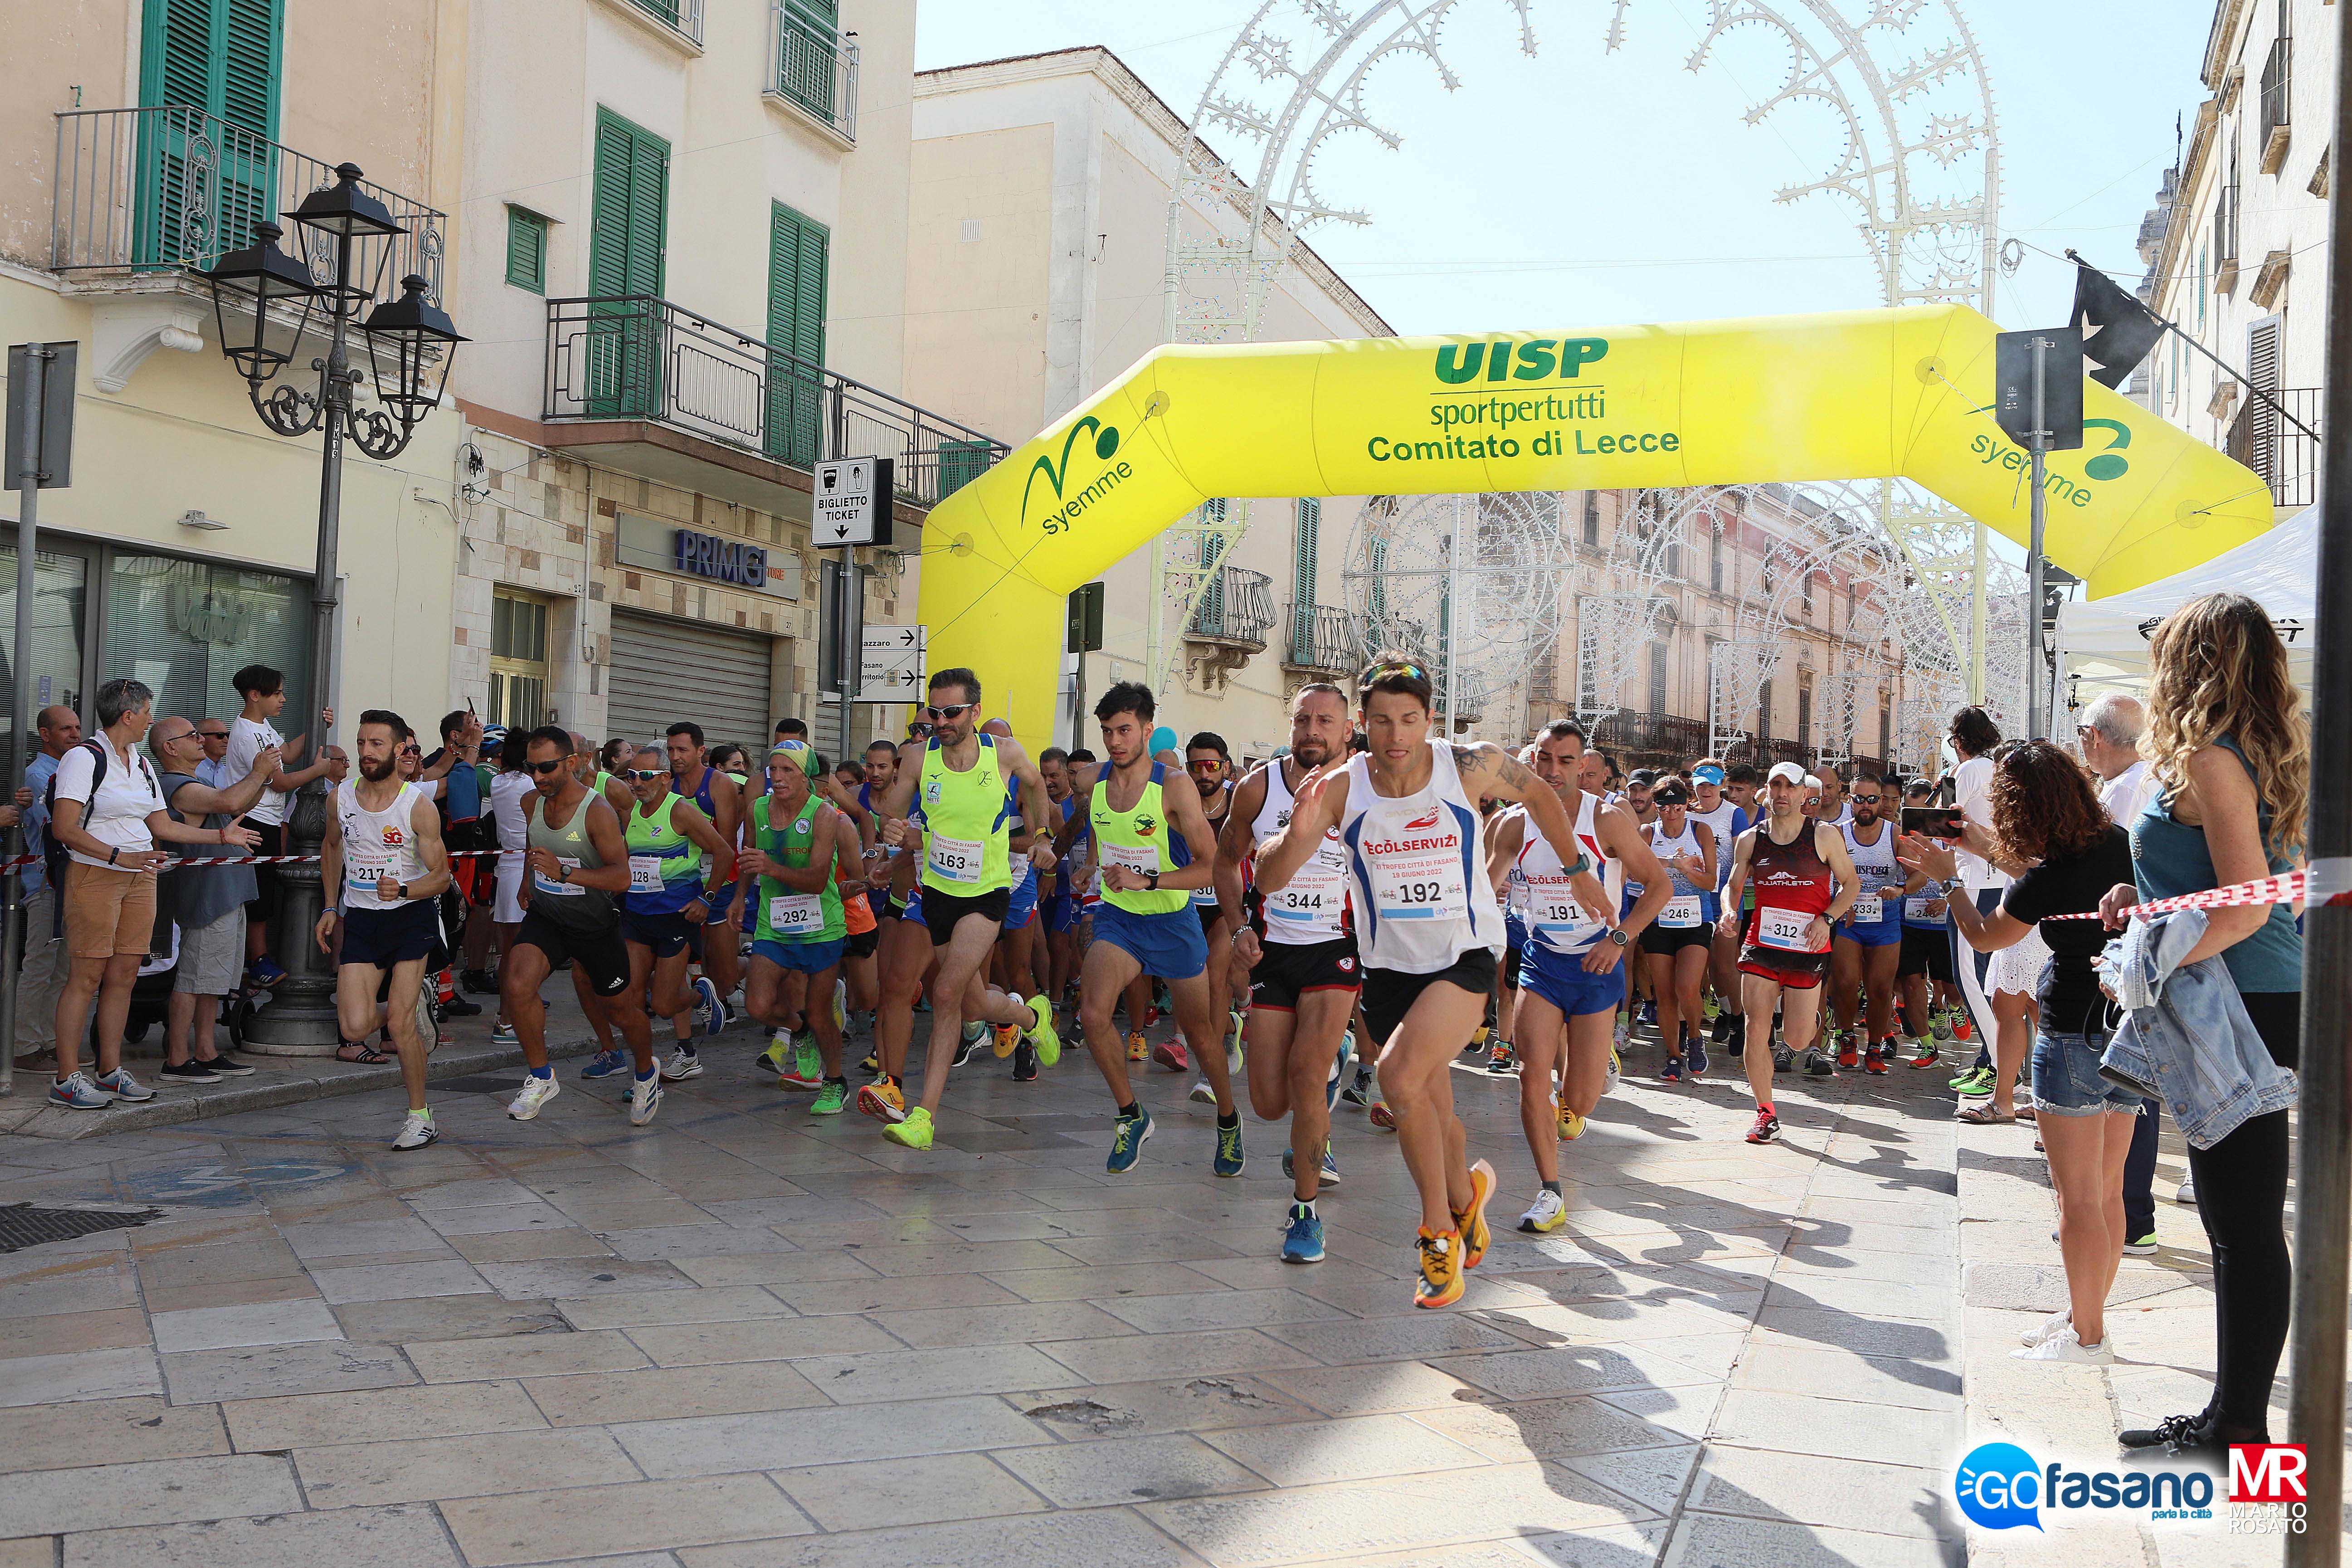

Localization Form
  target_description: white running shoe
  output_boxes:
[1518,1188,1568,1233]
[2175,1176,2196,1205]
[2011,1327,2112,1364]
[1188,1077,1217,1105]
[506,1074,561,1120]
[391,1109,438,1151]
[2020,1307,2072,1348]
[627,1074,662,1127]
[660,1046,704,1082]
[415,984,440,1056]
[1604,1047,1622,1095]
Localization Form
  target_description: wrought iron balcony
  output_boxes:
[1587,709,1708,770]
[769,4,859,141]
[1284,602,1359,675]
[544,295,1006,510]
[619,0,704,45]
[50,106,443,309]
[1188,565,1275,650]
[2227,386,2319,511]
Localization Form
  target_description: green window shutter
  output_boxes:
[765,203,830,464]
[506,208,546,293]
[590,109,667,297]
[219,0,280,140]
[1292,498,1319,608]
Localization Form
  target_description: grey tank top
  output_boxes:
[528,788,614,928]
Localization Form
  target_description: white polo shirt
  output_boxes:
[52,739,166,868]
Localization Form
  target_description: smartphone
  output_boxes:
[1902,805,1967,840]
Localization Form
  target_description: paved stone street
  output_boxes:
[0,1002,2271,1568]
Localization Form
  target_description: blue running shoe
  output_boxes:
[694,976,726,1038]
[1213,1117,1245,1178]
[579,1047,630,1081]
[248,956,287,988]
[1107,1107,1153,1174]
[1325,1030,1356,1113]
[1319,1142,1340,1189]
[1687,1034,1709,1076]
[1658,1056,1684,1083]
[1281,1202,1325,1264]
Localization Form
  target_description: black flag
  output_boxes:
[2067,254,2166,390]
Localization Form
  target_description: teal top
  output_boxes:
[2130,734,2300,994]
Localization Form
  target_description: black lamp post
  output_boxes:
[202,164,465,1049]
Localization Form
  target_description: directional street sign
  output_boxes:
[812,456,894,547]
[856,623,925,703]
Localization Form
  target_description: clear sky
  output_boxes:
[913,0,2215,338]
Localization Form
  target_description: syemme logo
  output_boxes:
[1955,1441,2217,1531]
[1968,418,2131,510]
[1022,417,1131,536]
[1433,338,1609,384]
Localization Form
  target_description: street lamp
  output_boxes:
[202,162,465,1049]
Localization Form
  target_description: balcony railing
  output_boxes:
[1187,565,1275,650]
[544,296,1006,510]
[1284,602,1359,673]
[2259,33,2291,170]
[2228,386,2320,510]
[1587,709,1709,771]
[769,5,858,141]
[617,0,704,45]
[51,106,443,308]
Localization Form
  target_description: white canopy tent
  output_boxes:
[2055,499,2317,706]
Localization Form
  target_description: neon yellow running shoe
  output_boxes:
[882,1106,934,1150]
[1027,995,1061,1068]
[1558,1104,1586,1141]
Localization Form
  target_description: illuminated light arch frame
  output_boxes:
[920,305,2273,753]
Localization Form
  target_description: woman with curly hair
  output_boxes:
[2099,592,2306,1452]
[1904,740,2136,1364]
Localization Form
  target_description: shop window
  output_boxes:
[102,554,307,730]
[489,589,550,730]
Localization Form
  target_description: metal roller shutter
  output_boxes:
[606,609,774,753]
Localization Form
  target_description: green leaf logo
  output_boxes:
[1022,417,1122,521]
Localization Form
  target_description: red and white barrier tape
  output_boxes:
[0,847,511,871]
[2040,870,2308,923]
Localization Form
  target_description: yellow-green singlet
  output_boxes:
[752,794,843,943]
[1090,761,1190,915]
[915,734,1013,896]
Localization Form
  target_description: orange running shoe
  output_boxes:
[1414,1228,1465,1308]
[855,1076,906,1123]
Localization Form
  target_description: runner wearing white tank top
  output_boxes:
[1484,723,1670,1233]
[1214,686,1362,1259]
[1258,667,1606,1310]
[316,715,456,1153]
[1826,777,1917,1071]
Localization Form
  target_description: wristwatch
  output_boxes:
[394,881,409,901]
[1146,871,1159,891]
[1607,927,1631,948]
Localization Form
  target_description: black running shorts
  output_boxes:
[1360,947,1500,1046]
[516,910,631,997]
[1249,935,1361,1011]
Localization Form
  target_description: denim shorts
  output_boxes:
[2031,1029,2145,1117]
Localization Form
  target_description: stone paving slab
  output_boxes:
[0,1006,1993,1565]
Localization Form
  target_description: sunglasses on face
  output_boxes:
[1188,760,1222,772]
[1853,794,1881,804]
[196,729,227,740]
[628,769,666,782]
[925,703,974,721]
[527,758,568,775]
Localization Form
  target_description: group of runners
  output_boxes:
[315,653,1977,1310]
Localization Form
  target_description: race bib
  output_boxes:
[1657,895,1702,929]
[927,833,985,884]
[1905,893,1947,922]
[1847,894,1883,925]
[1266,867,1346,925]
[768,893,825,936]
[534,856,583,896]
[1370,846,1469,922]
[1756,906,1818,952]
[1528,879,1599,941]
[1102,842,1157,877]
[628,855,665,893]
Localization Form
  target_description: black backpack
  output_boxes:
[41,740,161,938]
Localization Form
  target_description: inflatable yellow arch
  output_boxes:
[917,304,2273,748]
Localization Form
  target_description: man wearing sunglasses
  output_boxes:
[597,747,732,1093]
[861,669,1060,1150]
[503,726,653,1125]
[192,721,233,789]
[660,723,744,1079]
